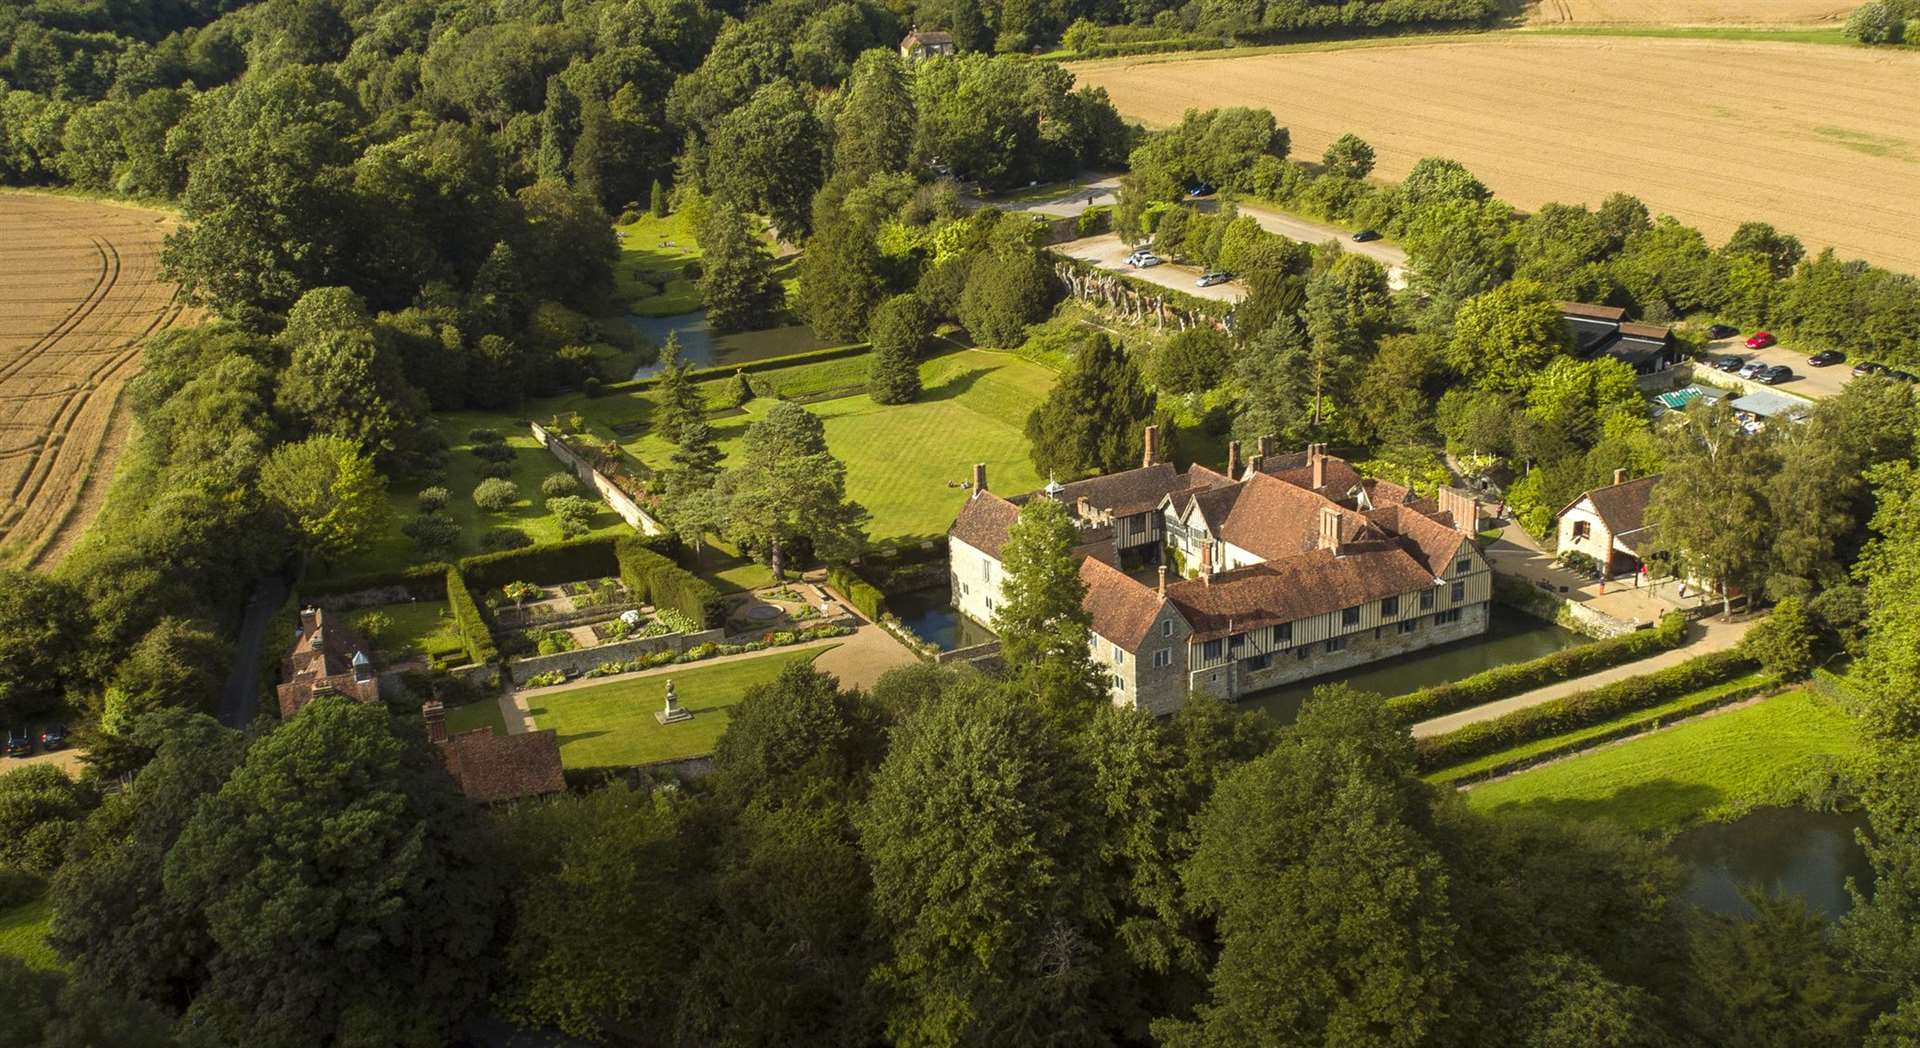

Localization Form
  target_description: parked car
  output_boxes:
[1196,271,1232,287]
[5,730,31,758]
[1712,356,1743,372]
[1126,250,1161,268]
[1854,361,1886,377]
[1808,350,1845,367]
[1707,324,1739,339]
[1756,365,1794,385]
[1352,229,1382,242]
[1745,331,1776,349]
[1737,360,1771,379]
[1890,370,1920,384]
[1186,183,1214,198]
[38,725,65,751]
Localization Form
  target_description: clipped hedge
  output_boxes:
[445,567,499,666]
[1389,612,1688,725]
[828,564,885,622]
[300,562,452,599]
[1414,649,1756,772]
[613,535,724,629]
[600,342,872,396]
[459,535,623,591]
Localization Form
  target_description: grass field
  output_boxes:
[318,412,631,580]
[0,894,58,970]
[356,600,465,667]
[1463,688,1864,833]
[0,194,201,571]
[447,696,508,736]
[1068,35,1920,274]
[524,646,829,766]
[614,211,702,316]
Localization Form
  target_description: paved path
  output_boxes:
[1235,201,1409,288]
[1411,615,1752,738]
[1483,525,1708,626]
[218,572,289,728]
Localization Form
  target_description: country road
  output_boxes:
[218,573,289,728]
[1235,201,1409,287]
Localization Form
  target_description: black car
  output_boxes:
[1890,370,1919,384]
[1808,350,1845,367]
[1352,229,1382,243]
[5,730,32,758]
[39,725,66,751]
[1854,361,1885,377]
[1707,324,1739,339]
[1756,365,1794,385]
[1186,183,1214,198]
[1712,355,1743,372]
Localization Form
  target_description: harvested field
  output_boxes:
[1069,36,1920,274]
[1523,0,1850,24]
[0,193,197,570]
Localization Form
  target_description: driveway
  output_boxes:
[1055,234,1244,303]
[1695,337,1853,400]
[1235,201,1409,289]
[985,175,1122,218]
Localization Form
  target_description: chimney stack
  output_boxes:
[1226,440,1242,480]
[1248,453,1264,476]
[1142,425,1160,469]
[972,462,987,497]
[1199,541,1213,583]
[1258,434,1274,458]
[1309,443,1327,490]
[423,700,447,745]
[1076,495,1090,522]
[1438,486,1481,537]
[1318,505,1342,554]
[1157,564,1168,597]
[1613,468,1627,486]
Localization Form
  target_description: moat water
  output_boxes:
[625,311,831,378]
[1670,808,1873,920]
[1239,607,1588,726]
[886,588,998,651]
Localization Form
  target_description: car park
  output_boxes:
[1352,229,1381,242]
[1854,361,1885,377]
[1808,350,1845,367]
[1712,356,1743,372]
[1707,324,1739,339]
[1756,365,1794,385]
[5,730,32,758]
[1745,331,1776,349]
[39,725,66,751]
[1126,250,1161,268]
[1737,360,1771,379]
[1196,271,1232,287]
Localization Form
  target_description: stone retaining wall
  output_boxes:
[506,627,727,683]
[530,420,666,536]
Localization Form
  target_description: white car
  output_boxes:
[1127,251,1161,268]
[1737,360,1770,379]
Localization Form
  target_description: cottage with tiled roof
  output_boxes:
[423,701,566,805]
[900,27,955,60]
[1560,301,1681,376]
[1556,470,1661,578]
[949,434,1493,715]
[276,608,380,718]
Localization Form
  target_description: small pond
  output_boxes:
[1238,606,1588,726]
[625,312,832,378]
[887,588,998,652]
[1670,807,1873,920]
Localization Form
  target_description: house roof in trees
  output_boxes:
[438,729,566,805]
[949,490,1023,558]
[1559,474,1662,535]
[1559,303,1678,373]
[1079,556,1173,649]
[276,608,379,718]
[901,28,954,47]
[1164,545,1439,642]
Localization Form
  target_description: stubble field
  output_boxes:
[0,193,198,570]
[1069,35,1920,274]
[1522,0,1850,23]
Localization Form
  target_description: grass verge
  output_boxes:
[0,894,58,970]
[1462,687,1864,834]
[447,697,508,737]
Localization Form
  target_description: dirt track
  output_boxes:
[1068,36,1920,275]
[0,193,197,571]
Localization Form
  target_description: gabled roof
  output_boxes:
[1052,462,1191,517]
[1079,557,1174,650]
[1560,301,1629,322]
[1559,474,1661,534]
[1214,472,1382,562]
[902,28,953,46]
[949,490,1021,558]
[1251,451,1366,495]
[1165,545,1439,643]
[439,729,566,804]
[1365,503,1467,576]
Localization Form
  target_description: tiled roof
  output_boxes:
[1079,557,1173,650]
[1214,472,1382,562]
[1560,301,1629,322]
[1166,545,1439,642]
[1253,452,1366,495]
[1365,504,1466,577]
[277,609,378,718]
[1618,321,1673,340]
[440,729,566,804]
[1563,474,1661,534]
[948,491,1022,558]
[1053,462,1188,517]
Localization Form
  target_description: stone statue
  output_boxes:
[655,679,693,725]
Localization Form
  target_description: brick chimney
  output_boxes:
[972,462,987,497]
[1226,440,1242,480]
[1309,444,1327,490]
[423,700,447,745]
[1258,434,1274,458]
[1142,424,1160,468]
[1438,487,1480,537]
[1199,541,1213,582]
[1076,495,1090,522]
[1157,564,1168,597]
[1318,505,1341,554]
[1613,467,1627,486]
[1248,454,1265,476]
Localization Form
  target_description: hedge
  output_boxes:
[444,567,499,666]
[300,562,452,599]
[1388,612,1688,725]
[614,535,724,629]
[600,342,871,396]
[458,535,625,591]
[828,564,885,622]
[1414,649,1757,772]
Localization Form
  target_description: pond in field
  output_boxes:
[886,588,998,651]
[1670,808,1873,920]
[1237,607,1588,726]
[625,312,832,378]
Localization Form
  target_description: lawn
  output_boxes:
[355,600,465,668]
[447,696,508,736]
[1463,688,1865,834]
[524,646,830,766]
[317,411,631,581]
[614,210,702,315]
[0,894,58,970]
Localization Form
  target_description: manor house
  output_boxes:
[948,433,1492,715]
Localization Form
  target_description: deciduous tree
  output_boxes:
[716,402,867,580]
[992,497,1104,722]
[256,434,389,562]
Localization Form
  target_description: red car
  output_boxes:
[1745,331,1776,349]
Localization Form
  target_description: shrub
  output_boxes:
[1388,612,1689,724]
[541,472,582,499]
[503,580,543,605]
[726,369,754,407]
[479,528,533,552]
[525,670,567,687]
[827,564,885,621]
[536,630,577,655]
[465,535,627,590]
[473,478,519,512]
[468,427,504,444]
[1148,327,1231,395]
[1741,597,1815,679]
[547,495,599,539]
[654,608,698,634]
[418,486,451,513]
[402,513,460,555]
[1414,649,1756,771]
[445,568,498,665]
[471,441,516,464]
[477,460,515,480]
[351,610,393,647]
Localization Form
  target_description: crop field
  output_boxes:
[1522,0,1850,24]
[1069,36,1920,274]
[0,193,198,570]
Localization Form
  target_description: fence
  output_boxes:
[530,420,666,536]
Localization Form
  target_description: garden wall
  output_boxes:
[505,627,726,683]
[530,420,665,536]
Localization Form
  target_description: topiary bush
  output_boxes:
[472,441,516,464]
[473,478,519,512]
[468,427,504,444]
[402,512,460,555]
[541,472,582,499]
[477,460,514,480]
[418,486,451,513]
[479,528,533,552]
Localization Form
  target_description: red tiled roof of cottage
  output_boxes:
[1560,474,1662,534]
[949,490,1022,558]
[439,729,566,804]
[277,608,379,718]
[1211,472,1384,562]
[1079,557,1173,650]
[1364,503,1467,577]
[1166,545,1439,642]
